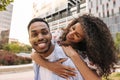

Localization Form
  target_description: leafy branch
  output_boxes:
[0,0,14,11]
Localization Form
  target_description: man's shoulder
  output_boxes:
[54,43,67,57]
[54,42,62,49]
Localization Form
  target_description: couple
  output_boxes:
[28,14,117,80]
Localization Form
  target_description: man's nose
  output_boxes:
[38,33,44,40]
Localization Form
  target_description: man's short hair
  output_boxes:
[27,18,49,31]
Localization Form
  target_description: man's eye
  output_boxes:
[32,33,38,37]
[42,31,48,35]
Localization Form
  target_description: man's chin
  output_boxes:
[36,49,49,54]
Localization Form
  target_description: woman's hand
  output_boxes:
[47,58,76,78]
[31,52,76,79]
[62,46,78,58]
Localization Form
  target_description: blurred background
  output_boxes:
[0,0,120,80]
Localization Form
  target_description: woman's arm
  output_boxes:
[31,52,76,78]
[62,46,101,80]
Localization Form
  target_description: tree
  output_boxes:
[3,43,20,53]
[3,43,32,53]
[114,32,120,53]
[0,0,14,11]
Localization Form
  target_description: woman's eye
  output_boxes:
[75,33,81,38]
[69,29,72,32]
[72,27,75,30]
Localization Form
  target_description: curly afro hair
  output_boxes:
[60,14,117,78]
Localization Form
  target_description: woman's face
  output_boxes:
[66,22,85,43]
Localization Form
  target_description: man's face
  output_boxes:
[29,21,52,54]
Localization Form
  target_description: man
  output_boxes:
[27,18,84,80]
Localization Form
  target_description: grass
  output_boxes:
[102,72,120,80]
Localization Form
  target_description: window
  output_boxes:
[102,4,104,12]
[96,6,98,12]
[103,12,105,17]
[91,2,93,8]
[118,23,120,32]
[96,0,98,6]
[106,3,109,9]
[109,25,115,33]
[99,13,101,17]
[113,0,116,7]
[89,9,91,13]
[111,9,114,16]
[107,10,109,17]
[119,7,120,14]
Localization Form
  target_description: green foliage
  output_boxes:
[114,32,120,54]
[0,0,14,11]
[102,72,120,80]
[3,43,20,53]
[19,44,32,53]
[3,43,32,53]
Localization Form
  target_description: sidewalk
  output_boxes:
[0,63,33,74]
[0,70,34,80]
[0,62,120,74]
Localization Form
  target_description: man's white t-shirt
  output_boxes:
[34,42,84,80]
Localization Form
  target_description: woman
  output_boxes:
[31,14,117,80]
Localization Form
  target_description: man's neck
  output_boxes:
[40,43,55,58]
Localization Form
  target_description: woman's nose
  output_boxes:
[69,31,76,37]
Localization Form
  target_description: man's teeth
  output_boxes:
[38,43,46,48]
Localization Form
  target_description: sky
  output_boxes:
[9,0,34,45]
[9,0,54,45]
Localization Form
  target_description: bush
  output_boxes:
[2,43,32,53]
[102,72,120,80]
[114,33,120,54]
[0,50,32,65]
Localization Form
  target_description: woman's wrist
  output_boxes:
[69,51,79,59]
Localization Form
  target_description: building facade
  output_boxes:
[0,4,13,45]
[87,0,120,38]
[33,0,120,39]
[33,0,86,40]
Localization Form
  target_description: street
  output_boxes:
[0,70,34,80]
